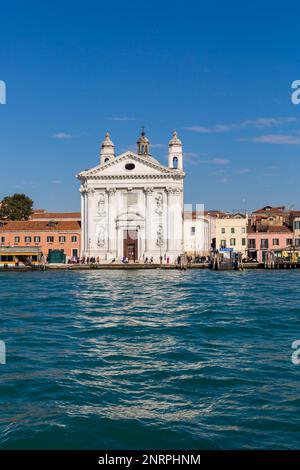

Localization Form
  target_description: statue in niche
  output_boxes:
[97,226,105,247]
[156,224,164,247]
[97,193,106,216]
[155,192,163,215]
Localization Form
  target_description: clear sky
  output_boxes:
[1,0,300,212]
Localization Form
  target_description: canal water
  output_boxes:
[0,269,299,449]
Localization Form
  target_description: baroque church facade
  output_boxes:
[77,130,185,262]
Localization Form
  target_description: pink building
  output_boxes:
[0,218,81,262]
[247,225,293,262]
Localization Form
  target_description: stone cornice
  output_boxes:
[80,173,184,181]
[77,151,185,180]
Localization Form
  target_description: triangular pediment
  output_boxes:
[77,151,184,179]
[116,209,145,222]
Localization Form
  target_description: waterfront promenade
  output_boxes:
[0,262,258,271]
[1,261,300,271]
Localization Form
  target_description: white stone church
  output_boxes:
[77,130,206,262]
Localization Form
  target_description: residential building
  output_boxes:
[247,224,293,263]
[214,213,248,255]
[0,219,81,261]
[204,210,227,253]
[289,211,300,247]
[250,206,289,227]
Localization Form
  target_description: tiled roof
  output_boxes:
[248,224,293,234]
[218,213,246,219]
[0,220,81,231]
[204,210,229,217]
[31,211,81,220]
[252,206,286,214]
[185,210,238,220]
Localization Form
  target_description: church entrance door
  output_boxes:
[123,230,138,261]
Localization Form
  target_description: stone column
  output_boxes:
[84,189,89,252]
[166,187,173,253]
[106,187,116,254]
[86,188,95,255]
[144,187,153,253]
[79,187,85,256]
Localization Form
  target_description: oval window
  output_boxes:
[125,163,135,171]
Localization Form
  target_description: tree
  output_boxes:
[0,194,33,220]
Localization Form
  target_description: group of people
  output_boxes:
[67,254,212,265]
[68,256,98,264]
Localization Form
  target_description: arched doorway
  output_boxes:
[123,229,138,261]
[116,210,145,261]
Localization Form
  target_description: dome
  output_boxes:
[137,128,150,155]
[137,130,149,144]
[100,132,115,164]
[169,131,182,146]
[101,132,114,148]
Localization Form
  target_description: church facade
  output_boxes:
[77,130,185,262]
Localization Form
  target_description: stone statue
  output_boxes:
[97,193,106,216]
[97,225,105,247]
[155,193,163,215]
[156,224,164,247]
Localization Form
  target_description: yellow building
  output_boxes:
[215,213,248,256]
[290,211,300,247]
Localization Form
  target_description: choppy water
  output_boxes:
[0,269,300,449]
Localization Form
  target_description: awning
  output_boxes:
[0,246,42,255]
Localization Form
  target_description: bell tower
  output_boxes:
[137,127,150,156]
[168,131,183,170]
[100,132,115,165]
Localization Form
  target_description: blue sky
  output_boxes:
[1,0,300,212]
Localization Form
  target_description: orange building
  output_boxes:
[0,218,81,262]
